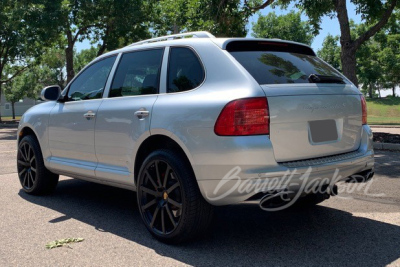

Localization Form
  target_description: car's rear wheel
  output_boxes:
[17,135,59,195]
[137,149,214,244]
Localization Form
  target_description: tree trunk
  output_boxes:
[368,83,373,98]
[65,45,75,84]
[335,0,397,88]
[173,24,180,34]
[11,102,15,120]
[334,0,359,87]
[340,44,358,87]
[393,86,396,97]
[97,43,107,57]
[65,30,75,84]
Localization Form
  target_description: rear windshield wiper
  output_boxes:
[308,74,345,84]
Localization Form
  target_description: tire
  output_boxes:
[137,149,214,244]
[17,135,59,195]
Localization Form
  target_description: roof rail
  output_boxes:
[128,31,215,47]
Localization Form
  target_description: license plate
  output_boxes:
[309,119,338,143]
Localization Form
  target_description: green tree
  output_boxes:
[351,18,400,98]
[74,47,98,73]
[152,0,269,37]
[379,35,400,96]
[54,0,150,83]
[3,67,42,119]
[375,12,400,97]
[0,0,59,121]
[164,0,398,87]
[275,0,399,87]
[40,47,67,88]
[317,34,342,71]
[252,11,314,45]
[318,21,388,98]
[357,38,382,98]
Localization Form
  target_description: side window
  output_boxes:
[109,49,164,98]
[167,47,204,93]
[67,56,116,101]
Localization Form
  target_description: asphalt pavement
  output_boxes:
[1,128,400,266]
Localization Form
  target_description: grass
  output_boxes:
[366,97,400,125]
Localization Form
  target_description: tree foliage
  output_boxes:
[252,11,314,45]
[0,0,59,120]
[319,15,400,98]
[3,66,44,119]
[40,47,67,88]
[74,47,98,73]
[317,34,341,71]
[375,12,400,96]
[275,0,399,87]
[53,0,150,83]
[152,0,266,37]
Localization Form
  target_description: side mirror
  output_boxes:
[41,85,61,101]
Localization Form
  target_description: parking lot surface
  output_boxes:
[1,128,400,266]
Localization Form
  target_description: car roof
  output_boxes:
[94,31,315,62]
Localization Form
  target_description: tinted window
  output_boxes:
[67,56,116,101]
[109,49,164,97]
[168,47,204,93]
[230,51,349,85]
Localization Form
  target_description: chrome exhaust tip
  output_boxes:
[345,169,374,183]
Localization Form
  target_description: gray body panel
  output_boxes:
[17,36,374,206]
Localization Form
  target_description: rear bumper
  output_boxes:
[197,125,374,205]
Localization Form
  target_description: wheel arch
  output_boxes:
[18,126,40,145]
[134,134,194,184]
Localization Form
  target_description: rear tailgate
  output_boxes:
[227,40,363,162]
[263,85,362,161]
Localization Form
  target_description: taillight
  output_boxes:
[361,95,367,125]
[214,97,269,136]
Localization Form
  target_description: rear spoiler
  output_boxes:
[225,40,316,56]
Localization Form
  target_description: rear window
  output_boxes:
[228,42,348,85]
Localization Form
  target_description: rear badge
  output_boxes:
[303,103,346,112]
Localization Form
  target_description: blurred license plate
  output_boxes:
[309,120,338,143]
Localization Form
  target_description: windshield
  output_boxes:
[230,51,349,85]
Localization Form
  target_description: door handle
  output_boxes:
[134,110,150,119]
[84,111,96,119]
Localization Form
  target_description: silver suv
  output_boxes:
[17,31,374,243]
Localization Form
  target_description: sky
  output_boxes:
[76,0,362,53]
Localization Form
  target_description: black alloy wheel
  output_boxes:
[138,159,183,235]
[137,149,214,244]
[17,135,59,195]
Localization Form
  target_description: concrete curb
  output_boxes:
[373,142,400,151]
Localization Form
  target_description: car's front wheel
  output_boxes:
[17,135,59,195]
[137,149,214,244]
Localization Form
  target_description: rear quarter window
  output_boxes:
[167,47,205,93]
